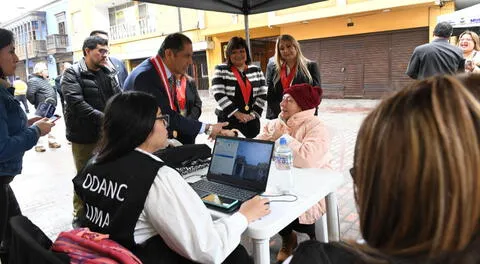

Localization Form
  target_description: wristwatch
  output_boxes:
[205,124,213,136]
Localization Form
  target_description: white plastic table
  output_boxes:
[188,166,344,264]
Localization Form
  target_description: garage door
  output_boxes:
[300,27,428,99]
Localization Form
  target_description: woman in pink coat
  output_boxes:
[222,83,332,261]
[258,83,332,262]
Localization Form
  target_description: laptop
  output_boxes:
[190,136,275,203]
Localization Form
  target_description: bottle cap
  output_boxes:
[279,137,287,145]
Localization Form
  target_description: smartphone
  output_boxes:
[49,114,61,123]
[201,193,239,210]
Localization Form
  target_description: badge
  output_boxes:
[244,105,249,111]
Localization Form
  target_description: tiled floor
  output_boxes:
[9,92,377,263]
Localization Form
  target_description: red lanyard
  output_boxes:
[150,55,177,111]
[231,66,252,107]
[175,76,187,110]
[280,62,297,89]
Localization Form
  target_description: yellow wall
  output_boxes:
[204,1,455,78]
[270,0,434,25]
[202,12,268,36]
[69,1,205,61]
[206,27,281,77]
[280,6,431,41]
[428,1,455,41]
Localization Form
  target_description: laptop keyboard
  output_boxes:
[190,179,257,202]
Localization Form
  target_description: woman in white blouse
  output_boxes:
[73,91,270,264]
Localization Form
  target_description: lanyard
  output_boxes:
[176,76,187,110]
[150,55,177,111]
[231,66,252,108]
[280,62,297,89]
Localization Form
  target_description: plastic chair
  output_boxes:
[8,215,70,264]
[314,125,346,242]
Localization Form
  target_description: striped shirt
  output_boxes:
[211,64,267,118]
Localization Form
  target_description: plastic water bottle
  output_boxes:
[274,137,294,194]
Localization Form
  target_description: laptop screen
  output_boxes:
[207,136,275,192]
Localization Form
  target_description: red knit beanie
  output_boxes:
[283,83,323,111]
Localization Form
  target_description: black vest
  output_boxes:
[73,151,163,249]
[73,151,202,264]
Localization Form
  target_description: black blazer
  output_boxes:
[173,76,202,144]
[265,60,321,119]
[123,59,202,142]
[183,76,202,120]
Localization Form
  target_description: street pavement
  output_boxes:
[9,91,378,263]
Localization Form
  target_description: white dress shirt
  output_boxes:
[133,148,248,264]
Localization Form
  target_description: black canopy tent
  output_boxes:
[137,0,325,51]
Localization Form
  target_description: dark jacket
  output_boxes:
[291,238,480,264]
[0,82,39,176]
[109,57,128,89]
[406,38,464,80]
[265,60,321,119]
[123,58,202,141]
[26,74,57,108]
[61,58,121,144]
[183,76,202,120]
[174,76,202,144]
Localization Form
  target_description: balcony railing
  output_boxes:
[110,17,157,41]
[15,40,47,60]
[47,34,69,55]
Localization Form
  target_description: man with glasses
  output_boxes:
[90,30,128,89]
[61,35,121,227]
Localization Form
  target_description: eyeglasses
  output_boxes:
[98,48,110,56]
[281,95,296,104]
[156,114,169,128]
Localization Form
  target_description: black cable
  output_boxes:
[260,193,298,203]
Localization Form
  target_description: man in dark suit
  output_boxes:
[90,30,128,89]
[406,22,464,80]
[173,73,202,144]
[124,33,227,144]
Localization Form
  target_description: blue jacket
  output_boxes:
[0,82,40,176]
[123,58,202,140]
[109,57,128,89]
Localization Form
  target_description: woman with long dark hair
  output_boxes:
[211,36,267,138]
[73,91,270,264]
[0,28,53,263]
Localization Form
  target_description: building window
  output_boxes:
[108,2,156,40]
[55,12,67,35]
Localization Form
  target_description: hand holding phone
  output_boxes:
[49,114,61,123]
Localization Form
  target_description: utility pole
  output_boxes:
[23,24,29,77]
[177,7,183,32]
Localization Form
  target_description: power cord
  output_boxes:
[261,193,298,203]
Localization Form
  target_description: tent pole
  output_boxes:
[244,14,252,58]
